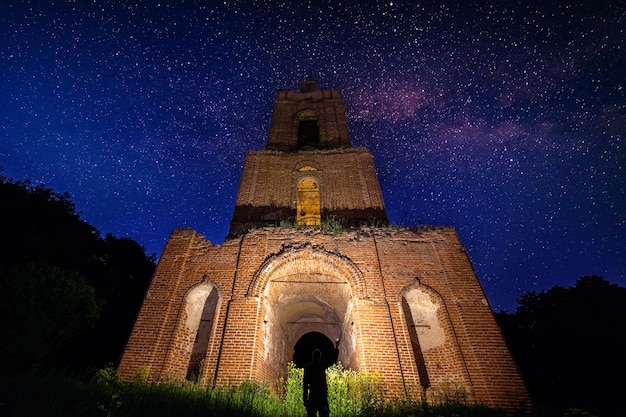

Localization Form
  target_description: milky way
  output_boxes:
[1,0,624,311]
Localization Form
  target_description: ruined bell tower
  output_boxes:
[228,81,388,236]
[118,82,531,411]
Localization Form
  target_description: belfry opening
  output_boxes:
[118,82,532,412]
[298,119,320,150]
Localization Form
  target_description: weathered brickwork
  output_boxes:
[118,82,531,411]
[266,81,351,152]
[229,148,388,236]
[119,227,531,409]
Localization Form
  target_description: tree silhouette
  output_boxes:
[0,261,100,373]
[497,276,626,417]
[0,173,155,372]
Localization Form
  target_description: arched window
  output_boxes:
[184,285,219,382]
[298,165,318,172]
[297,177,320,226]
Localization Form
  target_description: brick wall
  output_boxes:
[229,148,388,235]
[118,226,531,411]
[266,86,351,151]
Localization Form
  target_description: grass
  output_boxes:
[0,364,526,417]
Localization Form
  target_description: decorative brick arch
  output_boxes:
[294,160,320,171]
[180,276,224,331]
[399,280,456,355]
[167,277,223,382]
[294,108,320,122]
[399,280,445,306]
[250,244,365,375]
[247,243,366,299]
[399,280,474,401]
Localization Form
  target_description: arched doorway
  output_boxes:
[249,246,364,383]
[262,281,351,377]
[296,177,321,226]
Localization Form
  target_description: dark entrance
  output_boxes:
[293,331,336,368]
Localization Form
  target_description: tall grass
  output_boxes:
[0,363,520,417]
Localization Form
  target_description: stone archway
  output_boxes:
[251,245,363,382]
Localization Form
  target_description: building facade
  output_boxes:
[118,82,531,410]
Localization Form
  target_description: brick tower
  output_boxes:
[118,82,531,410]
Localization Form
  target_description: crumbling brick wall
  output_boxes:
[118,226,530,410]
[229,148,388,236]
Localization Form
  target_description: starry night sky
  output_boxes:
[1,0,624,311]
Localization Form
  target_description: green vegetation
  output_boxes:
[0,364,516,417]
[320,215,344,234]
[273,215,345,234]
[279,216,297,228]
[272,215,391,234]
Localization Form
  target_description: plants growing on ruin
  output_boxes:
[0,364,518,417]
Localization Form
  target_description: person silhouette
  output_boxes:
[302,340,339,417]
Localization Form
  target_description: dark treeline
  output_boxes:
[0,173,155,374]
[496,276,626,417]
[1,173,624,417]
